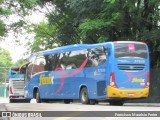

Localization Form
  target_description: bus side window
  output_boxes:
[26,63,33,80]
[87,46,107,67]
[32,56,46,75]
[66,63,77,69]
[44,54,64,71]
[25,55,36,81]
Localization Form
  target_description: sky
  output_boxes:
[0,9,46,63]
[0,32,31,63]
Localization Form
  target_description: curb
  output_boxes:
[0,104,7,111]
[0,104,9,120]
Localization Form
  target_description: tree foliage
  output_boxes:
[0,47,13,83]
[27,22,58,52]
[0,21,6,37]
[0,0,159,101]
[0,47,13,67]
[7,0,160,68]
[0,0,12,37]
[14,58,28,66]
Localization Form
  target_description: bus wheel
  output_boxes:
[9,99,15,103]
[35,90,41,103]
[80,87,89,104]
[25,99,31,103]
[109,100,124,106]
[64,100,70,104]
[90,100,98,105]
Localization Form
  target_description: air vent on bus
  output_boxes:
[118,64,145,71]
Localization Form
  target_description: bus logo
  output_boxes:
[39,74,54,85]
[132,78,144,83]
[130,66,134,70]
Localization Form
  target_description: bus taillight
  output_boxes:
[145,72,150,88]
[9,86,13,94]
[110,72,117,87]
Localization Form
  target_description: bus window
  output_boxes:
[114,43,148,59]
[26,63,33,81]
[45,53,63,71]
[32,55,46,75]
[60,50,86,69]
[11,67,19,74]
[87,47,107,67]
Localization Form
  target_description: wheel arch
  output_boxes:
[33,87,39,99]
[79,85,88,98]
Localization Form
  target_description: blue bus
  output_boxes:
[24,41,150,105]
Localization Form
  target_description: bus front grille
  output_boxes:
[118,64,145,71]
[12,80,24,94]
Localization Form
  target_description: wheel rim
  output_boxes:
[36,91,40,103]
[82,91,87,102]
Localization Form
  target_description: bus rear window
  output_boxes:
[114,43,148,59]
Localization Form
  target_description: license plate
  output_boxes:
[19,97,24,98]
[128,93,135,96]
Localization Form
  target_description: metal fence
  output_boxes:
[0,67,9,98]
[0,84,9,97]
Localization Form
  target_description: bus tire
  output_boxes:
[9,99,15,103]
[35,90,41,103]
[64,100,70,104]
[90,100,98,105]
[80,87,90,104]
[109,100,124,106]
[25,99,31,103]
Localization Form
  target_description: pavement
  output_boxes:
[0,98,9,104]
[0,104,7,111]
[0,102,9,120]
[0,97,9,111]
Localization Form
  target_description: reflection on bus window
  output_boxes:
[114,43,147,58]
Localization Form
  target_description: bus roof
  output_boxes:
[31,42,110,56]
[31,41,145,57]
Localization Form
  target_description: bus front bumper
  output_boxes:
[107,86,149,98]
[9,95,25,99]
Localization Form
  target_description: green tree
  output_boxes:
[0,0,12,37]
[27,22,58,52]
[45,0,80,45]
[0,48,13,67]
[16,0,160,68]
[14,58,28,66]
[0,47,13,83]
[68,0,105,43]
[16,0,82,45]
[10,0,160,103]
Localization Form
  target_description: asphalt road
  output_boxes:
[0,98,160,120]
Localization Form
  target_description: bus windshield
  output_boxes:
[114,43,148,59]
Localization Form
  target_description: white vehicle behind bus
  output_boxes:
[9,63,29,103]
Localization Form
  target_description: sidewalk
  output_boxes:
[0,97,8,111]
[0,104,9,120]
[0,104,7,111]
[0,97,9,103]
[0,98,9,120]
